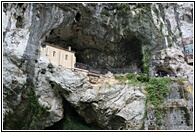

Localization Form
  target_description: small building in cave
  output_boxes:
[40,43,76,69]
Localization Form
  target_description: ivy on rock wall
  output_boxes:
[146,78,173,126]
[142,45,151,79]
[4,88,49,130]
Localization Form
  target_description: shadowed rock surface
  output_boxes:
[3,3,193,130]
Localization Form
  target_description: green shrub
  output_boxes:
[28,91,45,130]
[137,74,149,82]
[115,73,147,85]
[179,32,183,37]
[126,73,136,80]
[142,46,151,79]
[146,78,172,125]
[114,75,124,80]
[114,74,127,82]
[11,89,46,130]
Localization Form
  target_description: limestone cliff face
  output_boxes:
[3,3,193,130]
[150,3,193,84]
[36,65,146,129]
[3,3,65,129]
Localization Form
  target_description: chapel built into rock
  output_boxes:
[40,43,76,69]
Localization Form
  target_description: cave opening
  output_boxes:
[44,18,145,74]
[156,70,168,77]
[155,67,176,77]
[44,35,144,74]
[73,37,143,71]
[44,96,101,130]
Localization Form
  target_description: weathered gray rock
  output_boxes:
[152,47,193,84]
[3,3,193,130]
[34,61,147,130]
[144,82,193,130]
[3,3,66,129]
[150,4,193,83]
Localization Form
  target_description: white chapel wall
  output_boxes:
[41,44,76,69]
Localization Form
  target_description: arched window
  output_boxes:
[53,51,56,56]
[65,55,68,60]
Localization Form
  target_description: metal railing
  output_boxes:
[75,62,89,70]
[74,62,179,78]
[74,62,134,74]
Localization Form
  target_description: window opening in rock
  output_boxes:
[75,12,81,22]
